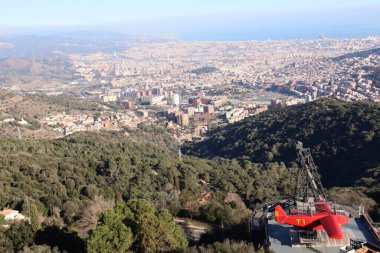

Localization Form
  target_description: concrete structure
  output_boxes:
[186,107,195,117]
[120,100,134,109]
[172,94,180,106]
[204,105,215,114]
[140,95,165,105]
[194,125,208,136]
[18,118,28,125]
[102,89,119,102]
[152,87,163,96]
[211,95,228,108]
[268,218,379,253]
[225,108,248,123]
[177,113,189,127]
[305,94,314,103]
[0,209,25,221]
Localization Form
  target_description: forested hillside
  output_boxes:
[1,98,379,252]
[0,125,296,252]
[333,47,380,61]
[184,98,380,217]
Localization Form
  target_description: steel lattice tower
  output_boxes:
[295,142,326,202]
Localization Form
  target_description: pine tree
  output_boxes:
[29,204,41,232]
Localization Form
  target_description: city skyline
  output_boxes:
[1,0,380,40]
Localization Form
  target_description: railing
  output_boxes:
[287,201,351,217]
[361,212,380,245]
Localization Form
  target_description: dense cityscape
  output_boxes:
[2,37,380,142]
[0,1,380,253]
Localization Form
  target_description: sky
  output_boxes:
[1,0,380,40]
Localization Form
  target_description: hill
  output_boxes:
[191,67,218,75]
[0,128,294,217]
[0,102,379,251]
[0,56,71,77]
[333,47,380,61]
[0,126,300,251]
[0,91,107,139]
[363,66,380,84]
[184,98,380,213]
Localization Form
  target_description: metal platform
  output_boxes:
[289,229,352,247]
[268,218,379,253]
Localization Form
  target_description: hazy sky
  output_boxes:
[1,0,380,39]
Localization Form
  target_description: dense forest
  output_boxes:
[1,98,379,252]
[184,98,380,218]
[0,124,296,252]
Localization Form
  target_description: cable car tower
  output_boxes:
[295,141,326,202]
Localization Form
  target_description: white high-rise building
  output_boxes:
[172,94,180,106]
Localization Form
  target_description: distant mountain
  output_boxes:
[127,34,179,42]
[184,98,380,190]
[333,47,380,61]
[0,55,71,77]
[0,32,129,57]
[0,57,31,71]
[0,32,179,58]
[57,31,130,41]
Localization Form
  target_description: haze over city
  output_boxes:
[1,0,380,40]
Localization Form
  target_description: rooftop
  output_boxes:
[0,209,18,216]
[268,218,378,253]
